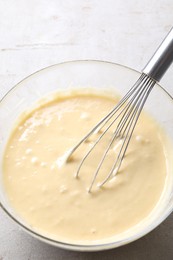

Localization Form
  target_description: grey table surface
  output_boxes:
[1,0,173,259]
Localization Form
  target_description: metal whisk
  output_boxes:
[66,28,173,192]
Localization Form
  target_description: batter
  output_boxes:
[2,92,169,243]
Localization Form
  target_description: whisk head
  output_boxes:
[66,73,156,192]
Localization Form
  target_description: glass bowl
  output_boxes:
[0,60,173,251]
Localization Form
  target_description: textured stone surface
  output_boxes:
[1,0,173,259]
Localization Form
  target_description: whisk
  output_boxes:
[66,28,173,192]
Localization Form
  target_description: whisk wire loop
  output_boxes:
[66,74,156,192]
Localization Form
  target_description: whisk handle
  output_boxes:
[143,27,173,82]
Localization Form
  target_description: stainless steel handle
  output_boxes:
[143,28,173,82]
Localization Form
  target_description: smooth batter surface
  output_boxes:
[3,93,168,243]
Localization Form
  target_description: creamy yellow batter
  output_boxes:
[2,92,169,243]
